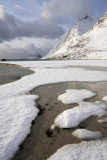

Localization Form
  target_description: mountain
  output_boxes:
[28,53,42,59]
[44,13,107,59]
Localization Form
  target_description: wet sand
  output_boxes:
[0,63,34,85]
[13,80,107,160]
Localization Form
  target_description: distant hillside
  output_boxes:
[28,53,42,59]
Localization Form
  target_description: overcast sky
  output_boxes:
[0,0,107,59]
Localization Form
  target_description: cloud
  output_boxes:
[0,5,64,42]
[13,5,32,19]
[0,37,56,59]
[41,0,93,23]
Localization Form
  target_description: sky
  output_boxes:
[0,0,107,59]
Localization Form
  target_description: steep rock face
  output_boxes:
[28,53,42,59]
[44,13,107,59]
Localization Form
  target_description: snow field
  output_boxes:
[0,95,39,160]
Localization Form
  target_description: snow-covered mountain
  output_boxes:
[44,13,107,59]
[28,53,42,59]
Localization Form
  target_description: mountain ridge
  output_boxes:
[44,13,107,59]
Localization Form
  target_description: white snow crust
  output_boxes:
[0,95,39,160]
[47,140,107,160]
[58,89,95,104]
[53,102,107,128]
[72,129,103,140]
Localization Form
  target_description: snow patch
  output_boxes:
[103,96,107,101]
[53,102,107,128]
[58,89,96,104]
[72,129,103,140]
[98,117,107,123]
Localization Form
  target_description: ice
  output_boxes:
[53,102,107,128]
[72,129,103,140]
[47,140,107,160]
[58,89,96,104]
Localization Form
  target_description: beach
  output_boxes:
[0,63,34,85]
[0,61,107,160]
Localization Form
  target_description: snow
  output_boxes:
[47,140,107,160]
[0,95,39,160]
[98,118,107,123]
[45,32,69,58]
[3,60,107,68]
[72,129,103,140]
[103,96,107,101]
[53,102,107,128]
[0,60,107,160]
[58,89,96,104]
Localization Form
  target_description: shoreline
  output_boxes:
[13,81,107,160]
[0,63,34,85]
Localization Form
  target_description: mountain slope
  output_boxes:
[28,53,42,59]
[44,13,107,59]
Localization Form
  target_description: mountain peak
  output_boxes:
[78,15,93,22]
[104,12,107,17]
[75,15,98,36]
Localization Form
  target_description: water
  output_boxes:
[6,59,57,61]
[6,59,45,61]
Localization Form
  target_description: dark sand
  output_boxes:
[0,63,34,85]
[13,80,107,160]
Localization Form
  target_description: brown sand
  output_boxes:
[13,81,107,160]
[0,63,34,85]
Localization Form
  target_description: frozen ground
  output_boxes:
[0,60,107,160]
